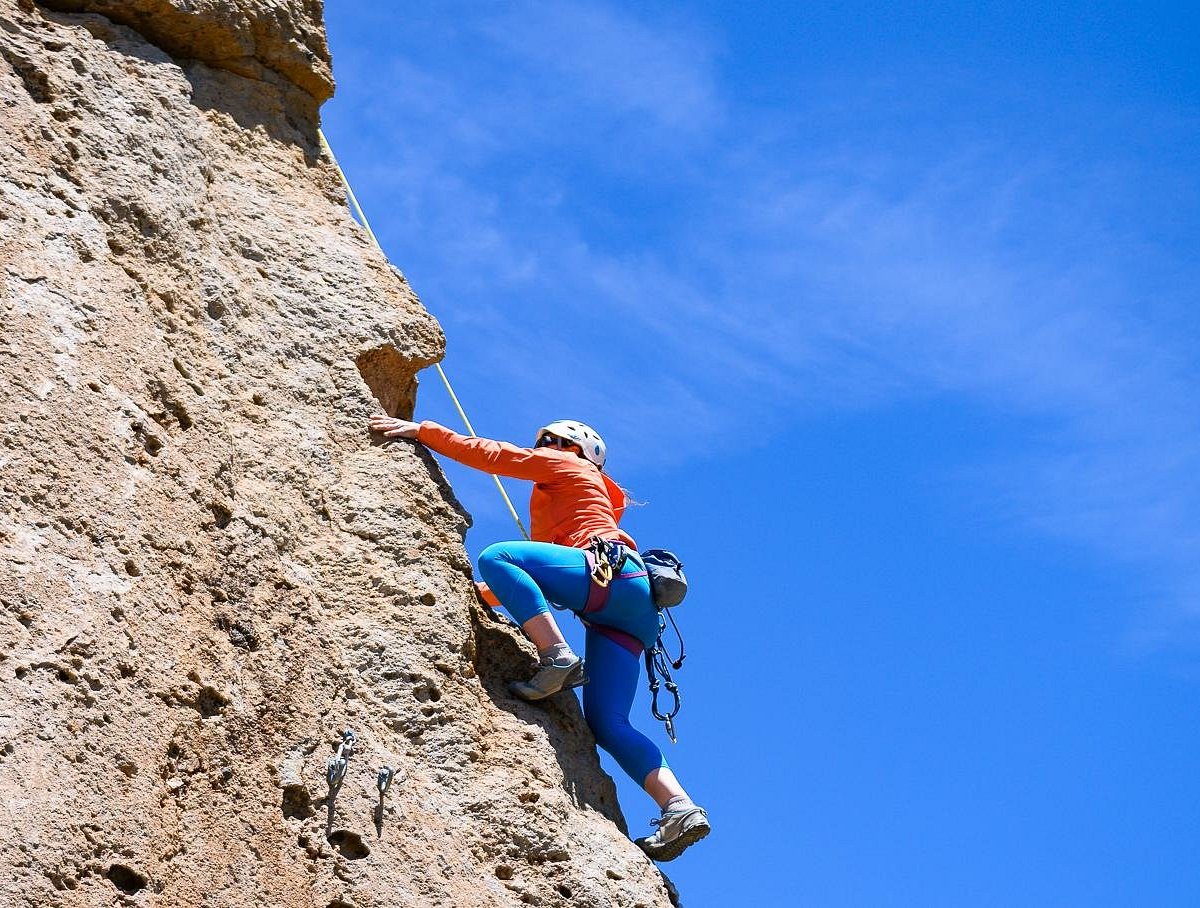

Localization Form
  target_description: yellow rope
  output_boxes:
[319,128,530,540]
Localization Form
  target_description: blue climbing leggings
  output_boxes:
[478,540,668,785]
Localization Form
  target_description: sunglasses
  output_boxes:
[537,434,577,450]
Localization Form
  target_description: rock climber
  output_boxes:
[367,414,710,862]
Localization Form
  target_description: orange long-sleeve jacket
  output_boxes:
[417,421,637,550]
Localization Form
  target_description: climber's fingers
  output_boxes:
[368,414,421,439]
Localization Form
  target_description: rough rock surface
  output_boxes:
[0,2,675,905]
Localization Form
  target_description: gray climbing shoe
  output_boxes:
[509,653,587,701]
[635,805,710,862]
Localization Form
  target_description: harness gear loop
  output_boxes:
[318,129,529,542]
[574,537,687,743]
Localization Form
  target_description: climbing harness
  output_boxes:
[645,606,687,743]
[318,129,529,542]
[544,536,640,615]
[541,536,635,615]
[325,728,357,792]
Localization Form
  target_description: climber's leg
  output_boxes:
[521,612,568,651]
[643,766,687,808]
[477,541,591,700]
[477,540,590,625]
[582,625,711,861]
[581,626,667,784]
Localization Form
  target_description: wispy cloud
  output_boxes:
[476,0,722,134]
[712,149,1200,615]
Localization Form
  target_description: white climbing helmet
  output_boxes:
[535,420,607,469]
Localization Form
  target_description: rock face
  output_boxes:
[0,2,674,906]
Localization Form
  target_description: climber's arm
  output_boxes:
[415,421,562,482]
[367,415,561,482]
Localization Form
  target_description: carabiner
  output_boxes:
[377,765,394,796]
[325,728,357,792]
[326,755,348,789]
[592,559,613,588]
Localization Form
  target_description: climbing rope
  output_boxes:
[318,129,530,541]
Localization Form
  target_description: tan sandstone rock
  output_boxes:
[0,2,676,905]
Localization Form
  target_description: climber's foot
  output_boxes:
[635,805,710,862]
[509,654,587,701]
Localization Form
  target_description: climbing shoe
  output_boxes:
[635,805,710,862]
[509,653,587,701]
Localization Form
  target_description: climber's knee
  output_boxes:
[476,542,548,625]
[585,710,615,752]
[478,541,504,568]
[587,710,665,782]
[477,542,511,582]
[585,708,629,757]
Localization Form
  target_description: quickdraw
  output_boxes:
[377,765,394,797]
[644,608,686,743]
[645,648,681,743]
[325,728,357,792]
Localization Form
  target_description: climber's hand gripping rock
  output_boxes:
[369,414,420,438]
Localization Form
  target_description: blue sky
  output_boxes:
[322,3,1199,904]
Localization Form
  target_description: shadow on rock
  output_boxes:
[39,6,322,155]
[470,603,628,834]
